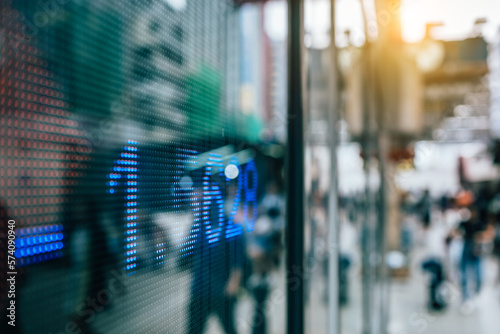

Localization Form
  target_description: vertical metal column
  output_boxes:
[286,0,305,334]
[376,132,389,334]
[374,45,390,334]
[361,42,375,334]
[328,1,340,334]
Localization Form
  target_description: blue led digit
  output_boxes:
[243,160,258,232]
[202,153,224,245]
[14,224,64,266]
[109,139,139,274]
[202,181,224,245]
[225,157,243,239]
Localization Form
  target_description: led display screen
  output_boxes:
[0,1,286,333]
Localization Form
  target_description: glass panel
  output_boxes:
[0,1,287,333]
[304,46,334,334]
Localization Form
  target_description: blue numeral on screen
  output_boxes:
[243,160,258,232]
[109,139,139,274]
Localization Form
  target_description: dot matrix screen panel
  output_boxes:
[0,1,283,333]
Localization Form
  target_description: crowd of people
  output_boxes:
[413,188,500,313]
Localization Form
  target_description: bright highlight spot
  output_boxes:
[225,164,239,179]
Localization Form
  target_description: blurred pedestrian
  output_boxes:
[421,215,449,311]
[419,190,432,229]
[455,206,495,314]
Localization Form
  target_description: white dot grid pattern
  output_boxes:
[0,0,278,333]
[0,0,263,333]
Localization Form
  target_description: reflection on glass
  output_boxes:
[0,1,287,333]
